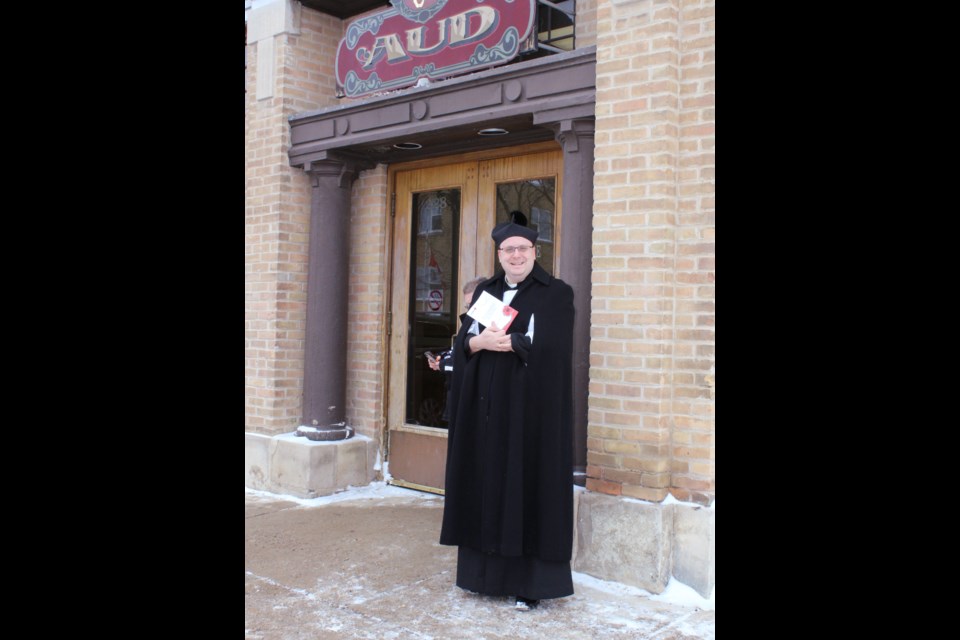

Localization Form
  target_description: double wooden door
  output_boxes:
[386,146,563,493]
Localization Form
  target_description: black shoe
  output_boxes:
[515,596,539,611]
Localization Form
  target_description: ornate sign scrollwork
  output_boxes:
[337,0,536,98]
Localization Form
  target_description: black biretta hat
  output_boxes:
[491,211,538,246]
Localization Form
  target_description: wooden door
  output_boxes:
[386,148,563,494]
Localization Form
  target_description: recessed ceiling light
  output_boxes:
[478,128,509,136]
[393,142,422,150]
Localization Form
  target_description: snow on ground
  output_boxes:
[246,477,713,613]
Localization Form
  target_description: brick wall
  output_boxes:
[345,165,390,440]
[244,6,344,435]
[673,0,714,504]
[576,0,598,48]
[588,0,715,505]
[285,8,343,114]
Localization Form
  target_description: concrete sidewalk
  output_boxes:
[245,484,715,640]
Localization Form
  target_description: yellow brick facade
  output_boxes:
[589,0,714,505]
[245,0,715,502]
[245,8,343,435]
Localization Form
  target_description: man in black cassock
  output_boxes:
[440,216,575,611]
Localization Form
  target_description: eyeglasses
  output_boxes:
[499,245,534,255]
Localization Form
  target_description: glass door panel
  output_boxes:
[477,150,563,277]
[406,189,460,428]
[493,177,557,275]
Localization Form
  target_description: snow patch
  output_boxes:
[573,572,714,611]
[651,579,715,611]
[244,479,441,508]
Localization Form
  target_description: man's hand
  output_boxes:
[472,322,513,352]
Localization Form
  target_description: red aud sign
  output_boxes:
[336,0,536,98]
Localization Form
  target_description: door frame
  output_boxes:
[383,141,562,493]
[288,49,596,484]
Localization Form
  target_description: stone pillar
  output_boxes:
[245,0,301,101]
[548,118,595,483]
[299,157,369,441]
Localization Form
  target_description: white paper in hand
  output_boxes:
[466,290,519,332]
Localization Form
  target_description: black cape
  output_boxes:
[440,263,575,562]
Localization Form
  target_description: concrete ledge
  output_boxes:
[244,431,377,499]
[672,502,715,598]
[572,491,716,598]
[573,491,672,593]
[245,432,272,490]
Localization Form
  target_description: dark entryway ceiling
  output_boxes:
[299,1,390,20]
[313,113,553,166]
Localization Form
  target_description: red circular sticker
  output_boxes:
[428,290,443,311]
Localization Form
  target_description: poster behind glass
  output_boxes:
[406,189,460,428]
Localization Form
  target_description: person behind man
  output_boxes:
[426,276,487,423]
[439,213,575,612]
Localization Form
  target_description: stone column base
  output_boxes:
[245,431,377,499]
